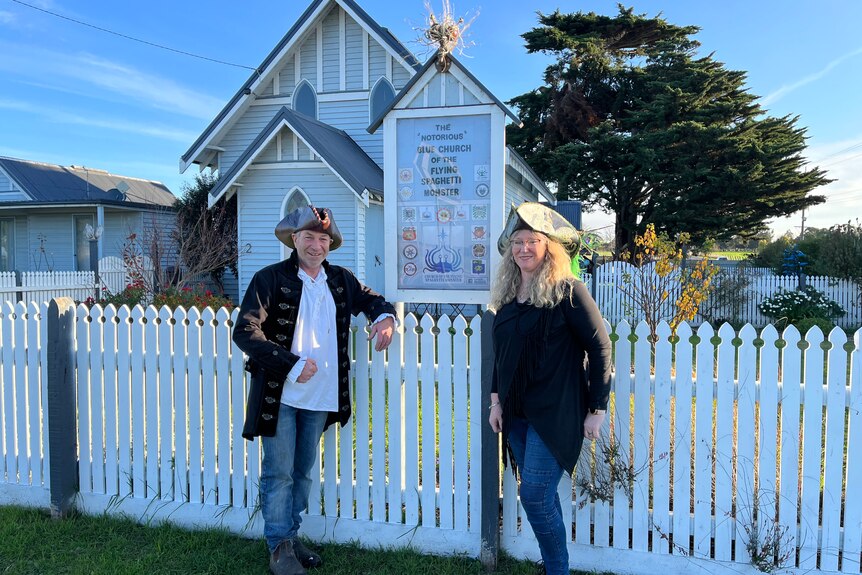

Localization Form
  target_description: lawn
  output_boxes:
[0,506,603,575]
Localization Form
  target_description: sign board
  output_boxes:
[384,106,505,305]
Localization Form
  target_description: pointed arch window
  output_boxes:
[369,77,395,122]
[283,187,310,218]
[293,80,318,119]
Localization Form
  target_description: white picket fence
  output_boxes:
[1,302,861,575]
[0,271,97,304]
[589,262,862,329]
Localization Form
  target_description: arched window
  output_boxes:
[369,77,395,122]
[282,187,310,218]
[293,80,317,119]
[280,187,310,258]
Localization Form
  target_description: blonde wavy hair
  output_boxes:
[489,232,575,310]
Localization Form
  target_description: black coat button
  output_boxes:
[262,414,273,421]
[268,381,278,388]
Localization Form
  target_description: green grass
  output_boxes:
[0,506,605,575]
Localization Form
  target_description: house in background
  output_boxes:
[0,156,176,274]
[181,0,553,299]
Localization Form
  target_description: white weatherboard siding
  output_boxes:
[345,18,364,90]
[0,170,15,191]
[102,212,141,260]
[322,8,340,92]
[392,60,412,86]
[218,104,288,177]
[278,60,296,95]
[505,168,533,208]
[300,30,318,85]
[368,42,386,82]
[14,216,28,271]
[236,165,362,295]
[318,101,383,165]
[141,209,178,268]
[29,213,75,271]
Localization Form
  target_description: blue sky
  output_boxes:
[1,0,861,238]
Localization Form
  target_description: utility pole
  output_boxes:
[799,207,807,239]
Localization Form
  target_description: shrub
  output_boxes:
[83,280,147,308]
[758,286,845,329]
[152,285,234,311]
[793,316,835,336]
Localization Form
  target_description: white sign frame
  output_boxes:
[384,104,505,305]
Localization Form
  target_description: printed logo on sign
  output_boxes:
[471,205,488,220]
[472,225,486,239]
[402,207,416,222]
[399,168,413,184]
[472,244,486,257]
[403,245,418,259]
[399,186,413,200]
[474,165,490,182]
[472,260,486,274]
[436,208,451,223]
[475,183,489,197]
[403,262,417,276]
[454,208,468,221]
[402,227,417,241]
[421,207,434,222]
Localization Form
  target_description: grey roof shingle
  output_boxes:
[0,157,176,207]
[209,106,383,203]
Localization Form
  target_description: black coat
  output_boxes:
[233,251,395,440]
[492,280,612,473]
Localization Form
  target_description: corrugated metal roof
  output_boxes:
[0,157,176,207]
[209,106,383,203]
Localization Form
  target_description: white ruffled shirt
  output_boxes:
[281,267,339,412]
[281,266,395,412]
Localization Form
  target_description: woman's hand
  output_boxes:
[488,393,502,433]
[583,412,605,441]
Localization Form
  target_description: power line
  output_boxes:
[820,150,862,169]
[810,141,862,164]
[10,0,258,71]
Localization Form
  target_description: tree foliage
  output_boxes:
[507,6,831,258]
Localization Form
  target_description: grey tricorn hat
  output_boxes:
[497,202,579,255]
[275,205,343,250]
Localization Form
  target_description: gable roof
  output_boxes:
[0,157,176,208]
[181,0,420,172]
[367,50,522,133]
[209,106,383,206]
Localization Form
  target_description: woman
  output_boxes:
[488,202,612,575]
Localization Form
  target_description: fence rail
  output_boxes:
[1,302,861,575]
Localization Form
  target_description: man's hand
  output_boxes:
[368,317,395,352]
[584,412,605,441]
[296,358,318,383]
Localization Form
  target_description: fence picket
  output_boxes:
[843,330,862,572]
[820,328,847,571]
[116,306,132,498]
[157,306,173,501]
[385,319,403,524]
[735,324,757,563]
[672,322,693,556]
[353,316,371,520]
[713,323,735,561]
[76,304,92,494]
[652,322,672,554]
[186,308,203,505]
[370,336,387,523]
[144,306,160,499]
[631,322,652,552]
[214,307,231,506]
[0,302,12,482]
[467,315,482,533]
[102,305,118,496]
[26,302,42,488]
[799,327,824,569]
[612,320,632,550]
[200,308,217,506]
[130,306,146,498]
[224,307,245,511]
[402,314,420,525]
[778,326,801,564]
[87,305,105,495]
[173,307,189,503]
[757,325,779,561]
[419,314,437,528]
[436,315,454,530]
[593,320,613,547]
[450,315,469,530]
[12,303,29,486]
[693,322,714,558]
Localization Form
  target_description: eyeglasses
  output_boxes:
[511,239,543,249]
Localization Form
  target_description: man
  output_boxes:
[233,205,395,575]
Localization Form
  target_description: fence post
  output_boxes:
[46,297,78,517]
[479,310,499,571]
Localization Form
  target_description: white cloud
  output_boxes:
[0,11,16,26]
[762,47,862,106]
[0,98,197,142]
[0,43,224,121]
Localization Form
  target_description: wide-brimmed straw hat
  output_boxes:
[497,202,579,255]
[275,205,343,250]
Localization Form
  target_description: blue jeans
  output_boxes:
[261,403,328,553]
[507,417,569,575]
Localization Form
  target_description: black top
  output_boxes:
[492,280,612,473]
